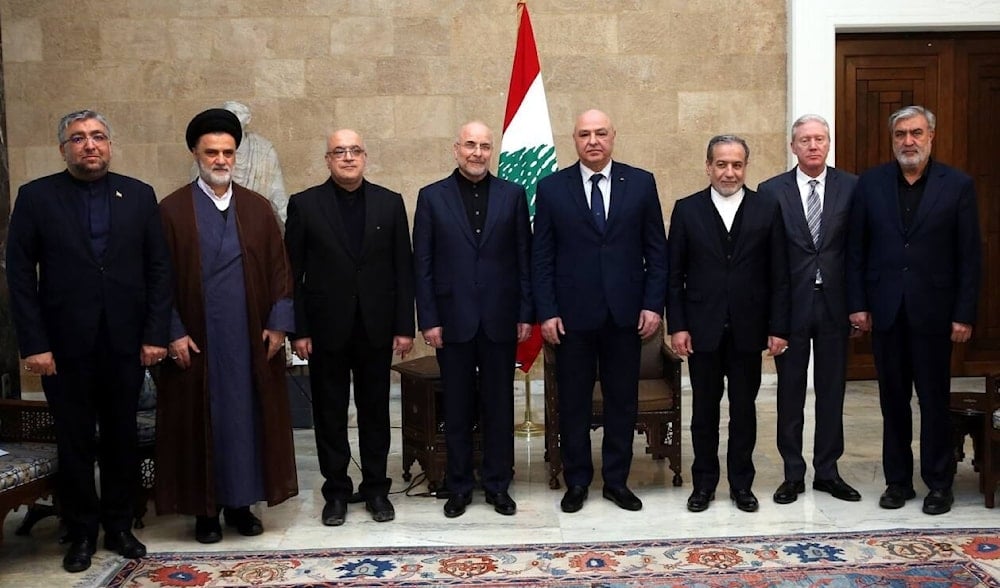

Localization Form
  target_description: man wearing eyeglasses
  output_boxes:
[412,121,533,518]
[6,110,172,572]
[285,129,415,526]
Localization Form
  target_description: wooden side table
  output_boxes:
[391,356,481,491]
[951,390,987,473]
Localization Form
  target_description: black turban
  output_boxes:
[185,108,243,150]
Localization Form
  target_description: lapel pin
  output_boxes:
[115,190,123,199]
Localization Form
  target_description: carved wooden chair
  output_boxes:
[0,399,58,545]
[980,373,1000,508]
[543,324,683,489]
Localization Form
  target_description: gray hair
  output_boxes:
[706,134,749,162]
[888,105,936,133]
[57,110,112,144]
[791,114,830,138]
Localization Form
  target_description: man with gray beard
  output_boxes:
[154,108,298,544]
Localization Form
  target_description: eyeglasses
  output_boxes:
[326,146,366,159]
[458,141,492,152]
[63,133,109,147]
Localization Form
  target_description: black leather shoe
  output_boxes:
[602,486,642,511]
[104,529,147,558]
[730,488,759,512]
[444,492,472,518]
[322,499,348,527]
[879,485,916,509]
[365,495,396,522]
[922,488,954,515]
[813,476,861,502]
[773,480,805,504]
[560,485,588,513]
[686,489,715,512]
[485,490,517,515]
[224,506,264,536]
[63,537,97,573]
[195,515,222,543]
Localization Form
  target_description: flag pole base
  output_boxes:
[514,365,543,438]
[514,419,544,438]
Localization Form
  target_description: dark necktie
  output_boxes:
[590,174,606,233]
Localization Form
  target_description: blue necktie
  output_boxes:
[590,174,606,233]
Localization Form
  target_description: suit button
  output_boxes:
[904,242,910,248]
[903,267,909,272]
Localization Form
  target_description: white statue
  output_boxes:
[190,101,288,228]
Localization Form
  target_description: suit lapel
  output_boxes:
[479,176,503,245]
[779,170,814,248]
[441,176,477,247]
[566,162,601,233]
[104,175,129,263]
[880,165,906,236]
[55,173,95,260]
[604,163,625,230]
[907,163,944,234]
[694,189,727,261]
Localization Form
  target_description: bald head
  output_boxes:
[574,109,616,171]
[453,120,494,182]
[325,128,367,191]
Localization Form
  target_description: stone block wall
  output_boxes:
[1,0,787,218]
[1,0,788,377]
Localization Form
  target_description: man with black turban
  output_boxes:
[154,108,298,543]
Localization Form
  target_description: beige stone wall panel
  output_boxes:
[255,59,306,98]
[2,18,42,63]
[101,19,171,61]
[330,16,394,57]
[304,57,378,97]
[395,18,450,56]
[271,17,332,59]
[332,95,395,139]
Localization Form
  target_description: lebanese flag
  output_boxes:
[499,1,557,373]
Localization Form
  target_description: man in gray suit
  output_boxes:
[757,114,861,505]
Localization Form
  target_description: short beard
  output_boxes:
[67,160,109,181]
[198,161,232,188]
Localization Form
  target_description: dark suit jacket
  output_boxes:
[412,173,532,343]
[285,178,415,349]
[758,166,857,331]
[532,161,668,330]
[847,160,981,334]
[6,171,172,359]
[667,187,790,353]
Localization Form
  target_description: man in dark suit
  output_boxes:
[5,109,171,572]
[757,115,861,505]
[668,135,789,513]
[533,109,668,514]
[413,121,533,518]
[847,105,981,515]
[285,129,415,526]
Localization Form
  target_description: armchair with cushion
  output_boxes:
[543,324,683,489]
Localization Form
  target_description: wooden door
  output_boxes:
[836,33,1000,379]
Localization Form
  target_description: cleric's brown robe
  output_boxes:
[154,183,297,516]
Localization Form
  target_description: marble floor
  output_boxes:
[1,373,998,586]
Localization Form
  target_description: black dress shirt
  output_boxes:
[71,173,111,261]
[897,159,931,232]
[334,182,366,256]
[453,169,490,242]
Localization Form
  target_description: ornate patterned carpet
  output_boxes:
[78,528,1000,587]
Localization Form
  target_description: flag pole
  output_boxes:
[514,364,543,437]
[503,0,552,438]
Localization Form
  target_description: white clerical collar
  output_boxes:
[710,186,745,205]
[197,177,233,211]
